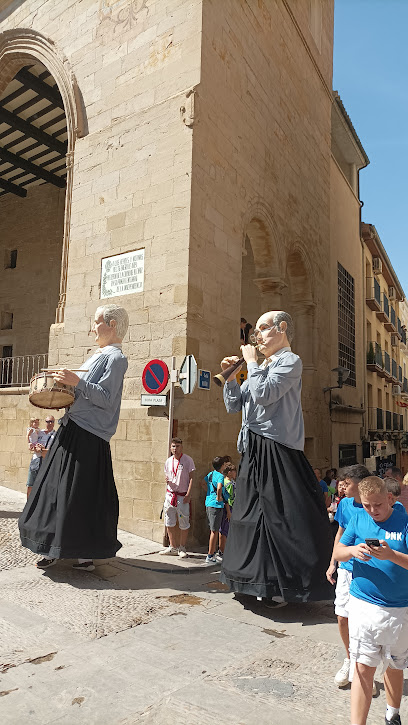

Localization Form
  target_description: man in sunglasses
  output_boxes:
[219,310,333,607]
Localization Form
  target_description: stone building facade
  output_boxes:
[0,0,339,543]
[361,223,406,476]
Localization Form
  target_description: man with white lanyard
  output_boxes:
[161,437,195,558]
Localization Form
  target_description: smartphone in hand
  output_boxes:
[365,538,380,548]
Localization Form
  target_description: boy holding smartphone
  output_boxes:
[334,476,408,725]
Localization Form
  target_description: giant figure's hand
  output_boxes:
[53,369,80,387]
[221,356,243,382]
[241,344,257,364]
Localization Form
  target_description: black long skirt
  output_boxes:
[19,420,121,560]
[220,432,334,602]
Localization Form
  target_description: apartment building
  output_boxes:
[362,223,406,474]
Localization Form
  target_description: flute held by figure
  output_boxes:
[213,345,259,387]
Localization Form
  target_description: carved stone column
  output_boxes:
[292,300,316,370]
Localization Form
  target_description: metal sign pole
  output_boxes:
[167,356,177,455]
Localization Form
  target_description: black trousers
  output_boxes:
[221,432,334,602]
[19,420,121,559]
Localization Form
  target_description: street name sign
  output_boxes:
[198,369,211,390]
[141,394,167,406]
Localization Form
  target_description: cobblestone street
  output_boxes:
[0,485,407,725]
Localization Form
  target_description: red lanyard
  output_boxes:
[172,456,181,479]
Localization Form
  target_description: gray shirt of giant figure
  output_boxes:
[222,310,305,453]
[53,305,129,442]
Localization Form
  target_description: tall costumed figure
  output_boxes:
[19,304,129,571]
[218,310,333,603]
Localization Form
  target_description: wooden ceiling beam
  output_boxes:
[15,68,64,110]
[0,106,67,155]
[0,176,27,197]
[0,146,66,188]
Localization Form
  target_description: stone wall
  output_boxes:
[0,0,204,542]
[0,185,64,358]
[0,0,337,543]
[182,0,335,485]
[329,157,365,467]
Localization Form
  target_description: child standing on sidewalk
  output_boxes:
[203,456,229,564]
[218,463,237,558]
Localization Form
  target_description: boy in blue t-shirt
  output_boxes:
[203,456,229,564]
[326,464,370,688]
[334,476,408,725]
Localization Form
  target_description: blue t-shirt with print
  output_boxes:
[205,470,225,509]
[334,497,364,571]
[340,507,408,608]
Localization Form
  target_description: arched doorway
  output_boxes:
[0,30,84,385]
[240,206,286,343]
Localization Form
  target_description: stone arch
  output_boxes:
[284,243,316,369]
[241,201,287,330]
[0,28,87,323]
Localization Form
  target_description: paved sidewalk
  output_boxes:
[0,485,406,725]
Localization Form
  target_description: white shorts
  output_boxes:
[348,595,408,679]
[164,491,190,531]
[334,568,352,617]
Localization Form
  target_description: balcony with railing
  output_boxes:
[403,378,408,395]
[383,350,392,381]
[392,358,398,381]
[393,412,399,431]
[385,305,397,333]
[398,317,403,339]
[402,328,407,346]
[368,407,384,431]
[0,354,48,388]
[377,292,390,323]
[386,410,392,431]
[367,341,385,376]
[366,277,381,311]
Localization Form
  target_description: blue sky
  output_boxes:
[333,0,408,295]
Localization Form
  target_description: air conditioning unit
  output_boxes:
[391,333,399,347]
[389,286,396,300]
[373,257,382,274]
[392,384,402,395]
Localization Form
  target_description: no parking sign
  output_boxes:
[142,359,169,395]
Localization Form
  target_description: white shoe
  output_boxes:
[334,658,350,687]
[159,546,178,556]
[178,546,188,559]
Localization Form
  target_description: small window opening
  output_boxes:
[0,311,13,330]
[5,249,18,269]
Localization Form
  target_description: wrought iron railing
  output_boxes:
[392,358,398,380]
[384,350,391,374]
[0,354,48,388]
[391,306,396,329]
[383,293,390,319]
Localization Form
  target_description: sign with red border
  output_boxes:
[142,359,169,394]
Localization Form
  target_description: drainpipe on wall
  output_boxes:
[359,193,368,452]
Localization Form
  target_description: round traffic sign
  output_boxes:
[142,359,169,394]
